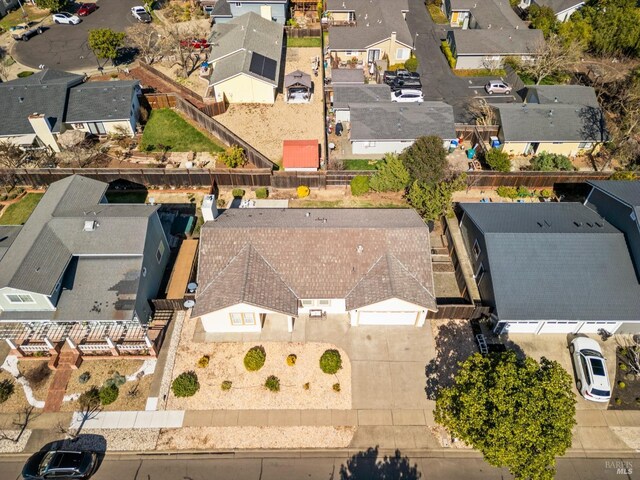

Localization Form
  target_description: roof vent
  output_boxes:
[595,221,603,228]
[586,222,593,227]
[356,245,364,254]
[537,221,543,227]
[573,221,582,227]
[83,220,98,231]
[305,212,311,217]
[18,97,24,103]
[548,110,553,117]
[554,96,558,103]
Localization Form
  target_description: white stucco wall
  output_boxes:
[213,74,276,104]
[298,298,346,314]
[199,302,278,333]
[0,287,55,312]
[352,140,415,155]
[335,109,350,123]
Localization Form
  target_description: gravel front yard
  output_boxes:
[0,360,53,413]
[0,430,32,453]
[157,426,355,450]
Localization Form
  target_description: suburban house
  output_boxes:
[282,139,320,170]
[458,203,640,335]
[332,84,391,122]
[0,0,18,18]
[325,0,413,68]
[193,208,437,332]
[0,175,170,356]
[206,12,284,104]
[585,181,640,282]
[495,85,607,156]
[349,102,456,156]
[442,0,543,69]
[518,0,585,22]
[0,69,140,152]
[204,0,288,23]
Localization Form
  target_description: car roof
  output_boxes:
[572,336,603,355]
[398,89,422,94]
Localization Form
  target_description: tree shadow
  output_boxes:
[339,446,421,480]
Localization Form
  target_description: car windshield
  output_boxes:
[589,357,606,376]
[393,91,402,97]
[582,348,603,358]
[591,388,610,397]
[38,452,55,475]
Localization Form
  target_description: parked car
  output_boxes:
[570,337,611,403]
[391,89,424,103]
[484,80,512,95]
[383,69,419,85]
[52,12,81,24]
[131,6,152,22]
[22,450,98,479]
[10,22,34,31]
[77,3,97,16]
[391,77,422,91]
[12,25,43,41]
[179,38,210,49]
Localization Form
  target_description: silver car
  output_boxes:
[391,89,424,103]
[485,80,512,95]
[570,337,611,403]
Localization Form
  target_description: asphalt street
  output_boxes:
[0,454,637,480]
[12,0,147,71]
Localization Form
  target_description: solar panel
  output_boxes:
[249,53,277,81]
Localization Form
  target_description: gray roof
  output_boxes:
[496,103,607,142]
[66,81,139,123]
[210,0,232,17]
[527,85,599,107]
[194,208,436,316]
[587,181,640,208]
[332,84,391,109]
[327,0,412,50]
[0,226,22,262]
[350,102,456,142]
[208,12,283,86]
[460,203,640,321]
[284,70,312,89]
[331,68,364,84]
[533,0,585,14]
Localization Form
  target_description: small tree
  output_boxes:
[264,375,280,392]
[467,98,497,126]
[530,152,575,171]
[528,4,558,38]
[88,29,126,67]
[484,149,511,172]
[496,186,518,199]
[407,175,466,222]
[350,175,370,196]
[219,145,246,168]
[36,0,67,12]
[126,24,165,64]
[400,136,449,185]
[0,379,15,404]
[610,171,637,180]
[99,384,119,405]
[369,153,410,192]
[244,346,266,371]
[404,55,418,72]
[171,371,200,397]
[521,34,580,85]
[320,349,342,374]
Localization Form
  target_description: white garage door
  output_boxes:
[500,321,540,334]
[577,321,621,334]
[537,321,580,334]
[358,311,418,326]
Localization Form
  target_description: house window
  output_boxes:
[235,2,241,6]
[156,242,165,263]
[301,299,313,306]
[396,48,409,60]
[318,299,331,306]
[87,122,106,135]
[578,142,593,149]
[230,313,256,326]
[472,239,481,259]
[475,263,485,285]
[6,294,35,304]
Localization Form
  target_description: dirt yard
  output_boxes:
[266,186,407,208]
[215,47,326,165]
[0,361,53,413]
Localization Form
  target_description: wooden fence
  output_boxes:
[144,93,176,109]
[138,62,206,104]
[427,304,491,320]
[284,26,322,37]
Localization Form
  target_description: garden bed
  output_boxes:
[609,348,640,410]
[0,360,53,413]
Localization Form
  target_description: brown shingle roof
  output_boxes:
[194,209,436,316]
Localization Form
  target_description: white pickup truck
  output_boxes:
[131,6,152,23]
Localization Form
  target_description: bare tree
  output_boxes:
[57,140,109,168]
[126,24,165,65]
[467,98,497,126]
[617,336,640,375]
[521,34,581,85]
[162,24,211,78]
[57,387,102,440]
[0,406,37,443]
[0,142,27,168]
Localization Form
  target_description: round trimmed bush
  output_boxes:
[320,349,342,374]
[197,355,210,368]
[265,375,280,392]
[99,384,119,405]
[17,71,34,78]
[221,380,232,391]
[333,382,341,392]
[255,187,269,199]
[0,379,15,404]
[618,381,627,389]
[172,371,200,398]
[244,346,266,372]
[78,371,91,384]
[286,354,297,366]
[232,188,245,198]
[615,397,622,405]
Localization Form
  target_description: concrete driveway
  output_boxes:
[12,0,146,71]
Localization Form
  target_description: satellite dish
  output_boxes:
[187,282,198,293]
[184,299,195,309]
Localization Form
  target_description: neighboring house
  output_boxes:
[0,69,140,152]
[282,139,319,171]
[206,12,284,104]
[332,84,391,122]
[0,0,18,18]
[585,181,640,283]
[0,175,170,355]
[458,203,640,335]
[518,0,585,22]
[442,0,543,69]
[194,208,437,332]
[495,85,607,156]
[349,102,456,155]
[326,0,413,67]
[204,0,288,23]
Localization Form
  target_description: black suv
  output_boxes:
[22,450,98,479]
[390,77,422,91]
[383,69,420,85]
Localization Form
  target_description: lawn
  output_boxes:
[427,3,448,24]
[453,68,507,77]
[140,109,224,153]
[287,36,322,47]
[0,5,48,31]
[0,193,43,225]
[343,159,381,170]
[518,71,570,86]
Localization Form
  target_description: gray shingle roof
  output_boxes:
[208,12,283,86]
[496,103,607,142]
[326,0,412,50]
[195,208,436,316]
[350,102,456,142]
[527,85,599,107]
[0,226,22,262]
[331,68,364,84]
[533,0,584,14]
[460,203,640,321]
[210,0,232,17]
[66,81,139,123]
[284,70,312,89]
[587,181,640,208]
[332,84,391,109]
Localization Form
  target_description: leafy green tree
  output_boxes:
[530,152,575,171]
[369,154,410,192]
[400,136,448,185]
[404,55,418,72]
[219,145,246,168]
[610,170,637,180]
[557,14,592,48]
[528,4,558,38]
[407,175,466,222]
[350,175,370,196]
[35,0,67,12]
[484,148,511,172]
[435,352,576,480]
[88,29,126,67]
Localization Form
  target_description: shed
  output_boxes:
[284,70,312,103]
[282,139,319,171]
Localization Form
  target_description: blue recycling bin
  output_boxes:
[490,136,501,148]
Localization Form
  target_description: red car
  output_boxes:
[180,38,210,49]
[77,3,97,16]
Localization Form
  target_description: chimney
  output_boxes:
[201,194,219,222]
[28,114,60,153]
[391,31,397,49]
[260,4,272,20]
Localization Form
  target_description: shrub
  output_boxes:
[232,188,245,198]
[255,187,269,199]
[78,371,91,384]
[78,386,101,410]
[320,349,342,374]
[303,382,310,390]
[615,397,622,405]
[369,153,410,192]
[333,383,341,392]
[104,372,126,388]
[0,379,15,404]
[286,354,297,366]
[297,185,310,198]
[244,346,266,371]
[610,171,637,180]
[540,188,554,198]
[219,145,246,168]
[24,363,51,386]
[440,41,456,69]
[618,381,627,389]
[404,55,419,72]
[221,380,232,391]
[350,175,370,196]
[620,362,629,372]
[496,186,518,199]
[197,355,210,368]
[265,375,280,392]
[17,71,34,78]
[530,152,574,171]
[99,384,119,405]
[171,371,200,397]
[516,186,530,198]
[484,148,511,172]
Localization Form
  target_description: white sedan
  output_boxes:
[52,12,81,24]
[569,337,611,402]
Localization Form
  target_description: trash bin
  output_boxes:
[449,138,459,153]
[490,136,500,148]
[466,148,476,159]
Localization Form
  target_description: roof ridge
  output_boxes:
[246,244,299,299]
[388,253,436,303]
[239,244,253,303]
[344,254,386,300]
[197,243,251,299]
